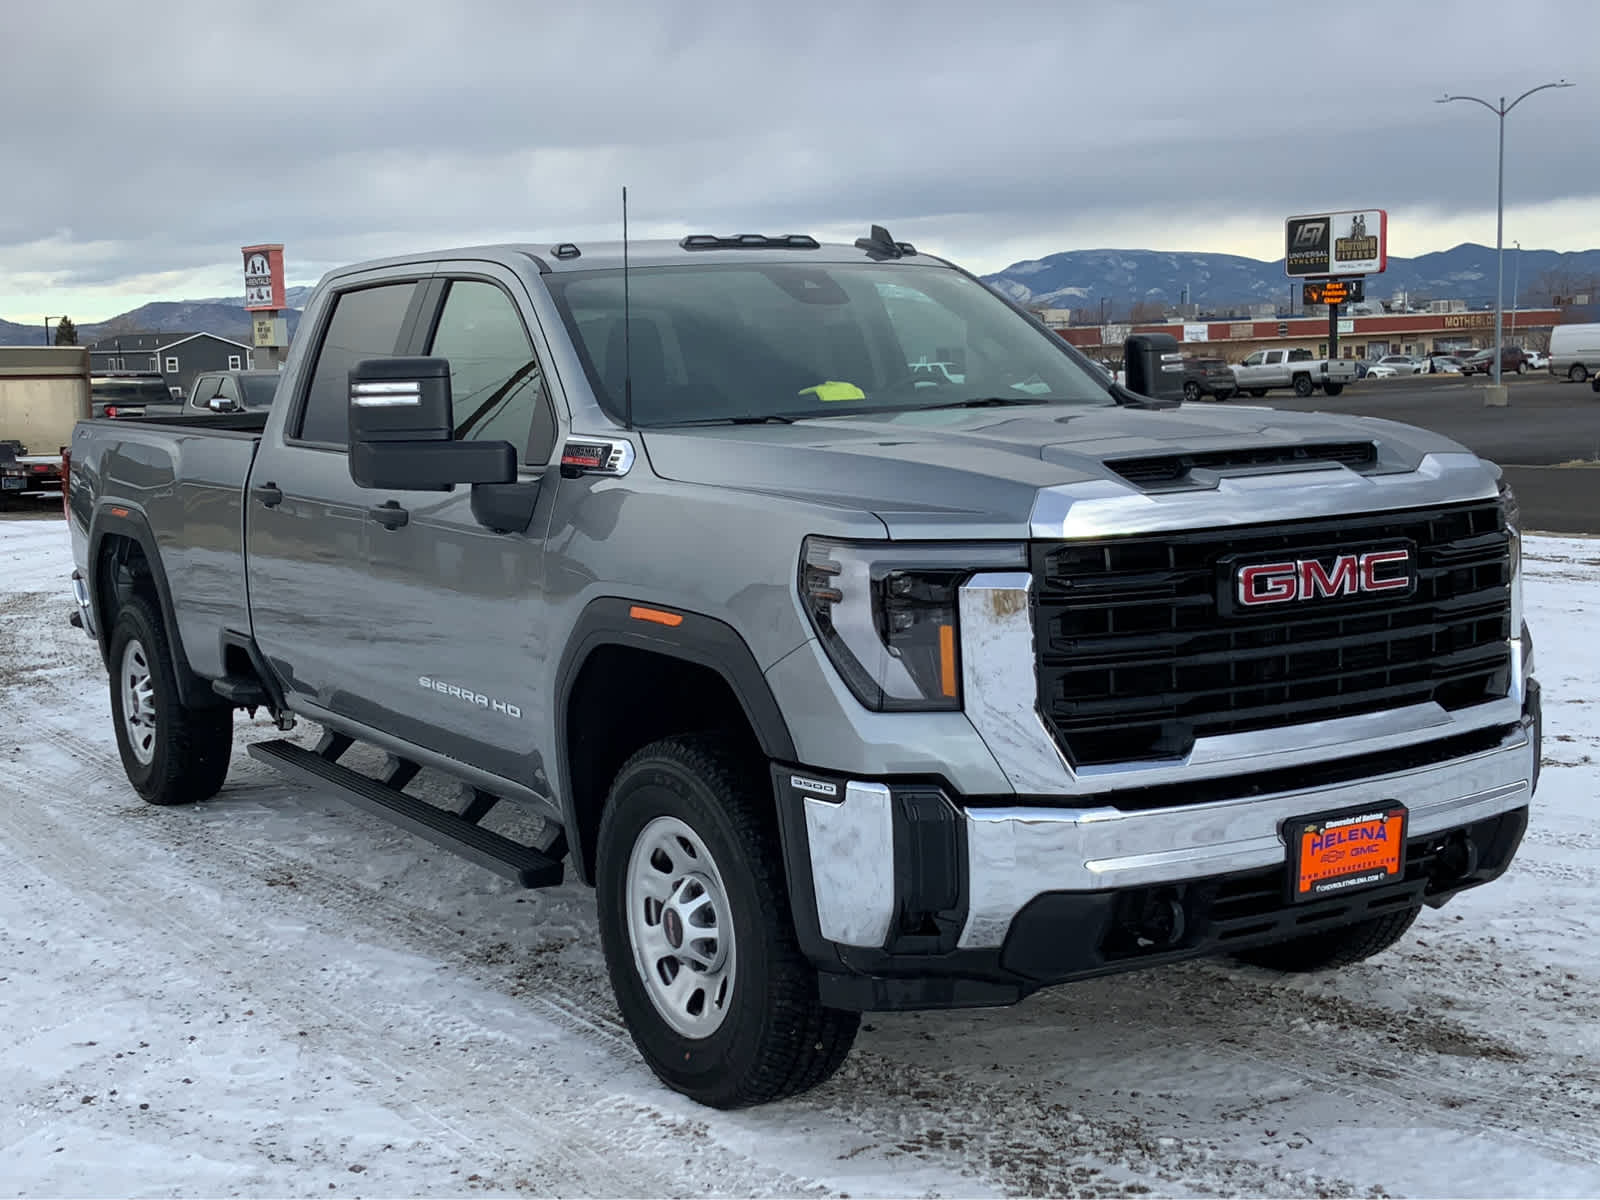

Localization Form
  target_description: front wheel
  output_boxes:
[1182,381,1201,402]
[1323,382,1345,396]
[1293,375,1315,397]
[595,735,859,1108]
[1214,387,1234,402]
[1232,906,1420,972]
[1249,388,1268,398]
[107,593,233,805]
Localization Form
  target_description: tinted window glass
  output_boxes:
[240,374,279,410]
[92,378,170,403]
[427,280,553,461]
[297,283,416,445]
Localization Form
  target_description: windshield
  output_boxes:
[546,262,1113,425]
[240,374,279,409]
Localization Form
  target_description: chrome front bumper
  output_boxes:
[803,715,1535,953]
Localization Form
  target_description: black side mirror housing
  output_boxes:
[1123,333,1185,403]
[347,357,516,491]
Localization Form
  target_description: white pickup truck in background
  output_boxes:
[1232,347,1356,397]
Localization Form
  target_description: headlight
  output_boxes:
[800,537,1025,711]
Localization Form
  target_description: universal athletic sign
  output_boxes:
[1285,209,1388,277]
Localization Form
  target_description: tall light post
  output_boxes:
[1437,80,1574,395]
[44,317,59,347]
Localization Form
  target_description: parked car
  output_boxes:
[90,371,173,419]
[1427,355,1466,374]
[1372,354,1425,376]
[1180,356,1235,401]
[1522,350,1548,371]
[1548,323,1600,381]
[1231,347,1355,397]
[1364,363,1401,379]
[1459,347,1529,377]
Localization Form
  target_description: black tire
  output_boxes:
[107,592,233,805]
[595,734,859,1108]
[1182,381,1201,402]
[1232,906,1420,972]
[1569,364,1588,383]
[1249,388,1268,398]
[1516,361,1527,375]
[1323,382,1345,396]
[1293,374,1314,397]
[1215,387,1233,401]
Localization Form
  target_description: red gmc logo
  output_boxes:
[1237,549,1412,608]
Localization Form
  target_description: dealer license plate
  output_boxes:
[1286,804,1406,902]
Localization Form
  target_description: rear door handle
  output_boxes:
[369,500,409,530]
[252,482,283,508]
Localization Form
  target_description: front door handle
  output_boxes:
[252,482,283,508]
[369,500,409,530]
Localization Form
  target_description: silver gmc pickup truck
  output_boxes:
[67,227,1540,1109]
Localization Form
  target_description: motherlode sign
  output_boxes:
[242,244,287,311]
[1284,210,1387,277]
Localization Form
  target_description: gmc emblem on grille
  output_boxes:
[1236,549,1413,608]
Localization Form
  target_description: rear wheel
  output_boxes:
[1233,906,1420,972]
[1249,388,1268,397]
[1570,364,1588,383]
[1323,382,1345,396]
[1293,375,1315,397]
[595,734,859,1108]
[108,593,233,805]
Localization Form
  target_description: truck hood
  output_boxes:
[639,402,1479,539]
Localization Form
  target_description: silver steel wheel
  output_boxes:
[119,638,157,765]
[626,815,735,1039]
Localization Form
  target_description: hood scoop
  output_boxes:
[1107,441,1378,489]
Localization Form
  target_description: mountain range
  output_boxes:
[4,244,1598,347]
[981,243,1600,317]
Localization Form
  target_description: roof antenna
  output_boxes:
[622,185,634,431]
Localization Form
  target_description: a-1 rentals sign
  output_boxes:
[1284,210,1387,277]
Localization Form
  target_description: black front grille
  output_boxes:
[1032,501,1512,766]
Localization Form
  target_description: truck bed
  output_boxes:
[70,417,262,680]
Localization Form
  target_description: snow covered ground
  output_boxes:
[2,513,1597,1198]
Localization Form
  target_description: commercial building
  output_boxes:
[1058,308,1564,362]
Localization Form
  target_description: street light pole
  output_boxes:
[1438,80,1573,398]
[43,317,58,347]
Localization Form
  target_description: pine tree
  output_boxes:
[54,316,78,345]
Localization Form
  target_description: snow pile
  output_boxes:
[2,516,1596,1197]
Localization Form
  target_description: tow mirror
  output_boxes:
[347,357,516,492]
[1123,333,1185,403]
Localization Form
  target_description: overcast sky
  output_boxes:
[2,0,1597,322]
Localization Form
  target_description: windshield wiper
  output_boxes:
[655,414,796,427]
[910,396,1054,411]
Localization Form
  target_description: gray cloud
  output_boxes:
[2,0,1596,308]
